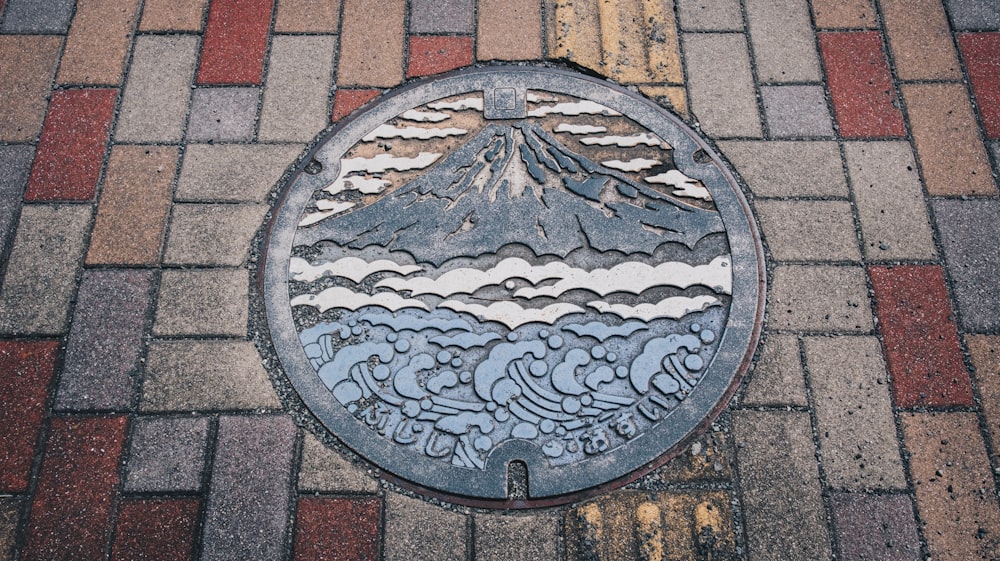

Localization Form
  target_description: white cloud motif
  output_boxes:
[290,286,429,313]
[362,125,468,142]
[527,100,621,117]
[554,123,608,135]
[602,158,661,172]
[645,169,712,201]
[399,109,450,122]
[580,133,670,149]
[298,202,355,226]
[375,258,574,297]
[588,295,721,322]
[290,257,422,283]
[323,152,441,196]
[439,301,584,330]
[427,97,483,111]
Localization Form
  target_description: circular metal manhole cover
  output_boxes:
[260,66,764,506]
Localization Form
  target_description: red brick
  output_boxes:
[869,266,974,408]
[25,88,117,201]
[22,416,128,561]
[958,33,1000,139]
[293,497,381,561]
[818,32,906,139]
[197,0,275,85]
[111,499,199,561]
[332,89,380,122]
[407,35,473,78]
[0,341,59,492]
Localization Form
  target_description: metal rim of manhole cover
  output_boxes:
[258,65,765,508]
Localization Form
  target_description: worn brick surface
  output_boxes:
[198,0,275,85]
[676,0,743,31]
[830,493,922,561]
[57,269,154,411]
[0,205,92,335]
[902,413,1000,561]
[22,416,127,561]
[338,0,405,87]
[869,265,974,408]
[844,142,937,260]
[718,141,848,197]
[111,499,200,561]
[0,36,62,142]
[201,415,296,561]
[548,0,602,73]
[0,0,75,33]
[332,89,381,122]
[410,0,474,33]
[0,499,19,561]
[259,35,336,142]
[746,0,822,83]
[125,416,209,491]
[947,0,1000,30]
[383,492,465,561]
[187,87,259,142]
[769,265,873,332]
[683,33,762,138]
[293,497,381,561]
[805,336,906,490]
[593,0,683,85]
[87,145,177,265]
[932,199,1000,331]
[0,341,58,492]
[811,0,877,29]
[959,33,1000,139]
[734,411,833,561]
[966,336,1000,464]
[742,334,807,406]
[116,35,199,143]
[176,144,303,202]
[57,0,141,85]
[475,512,560,561]
[881,0,961,80]
[0,145,33,258]
[407,35,474,78]
[760,85,835,138]
[141,341,280,411]
[298,432,378,493]
[756,200,860,261]
[165,204,268,266]
[275,0,340,33]
[153,269,249,337]
[637,85,688,119]
[903,83,996,195]
[477,0,543,61]
[26,88,117,201]
[139,0,208,31]
[820,32,906,138]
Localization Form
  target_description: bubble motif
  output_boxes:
[386,332,398,343]
[451,357,463,368]
[475,436,492,451]
[700,329,716,344]
[529,360,548,377]
[591,346,606,360]
[684,354,704,371]
[351,325,363,336]
[394,339,410,353]
[548,335,563,349]
[494,408,510,422]
[507,332,518,342]
[540,419,556,433]
[459,371,472,383]
[616,366,629,378]
[373,364,391,381]
[437,350,452,364]
[606,352,617,362]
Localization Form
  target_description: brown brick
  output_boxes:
[0,36,63,142]
[756,200,860,261]
[57,0,141,85]
[881,0,961,81]
[337,0,405,87]
[275,0,340,32]
[903,83,996,195]
[902,413,1000,561]
[87,145,177,265]
[139,0,208,31]
[811,0,877,29]
[477,0,542,61]
[966,335,1000,465]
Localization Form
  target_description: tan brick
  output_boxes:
[477,0,542,61]
[475,512,560,561]
[881,0,961,81]
[384,492,466,561]
[718,141,848,198]
[966,335,1000,465]
[274,0,340,32]
[683,33,762,138]
[57,0,141,85]
[116,35,200,143]
[756,200,860,261]
[746,0,822,83]
[902,413,1000,561]
[742,333,808,407]
[0,36,63,142]
[337,0,404,87]
[548,0,602,72]
[139,0,208,31]
[298,433,378,493]
[153,269,248,337]
[259,35,336,142]
[811,0,877,29]
[163,204,267,266]
[638,85,688,118]
[176,144,304,203]
[903,83,996,196]
[770,265,873,332]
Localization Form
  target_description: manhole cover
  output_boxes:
[260,67,764,506]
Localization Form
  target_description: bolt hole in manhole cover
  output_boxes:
[258,66,764,508]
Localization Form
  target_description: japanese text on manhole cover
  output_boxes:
[260,67,764,505]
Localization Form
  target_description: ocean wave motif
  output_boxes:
[289,256,422,283]
[588,295,721,321]
[359,312,472,333]
[430,332,503,349]
[563,321,650,341]
[375,258,572,297]
[439,301,585,329]
[291,287,429,313]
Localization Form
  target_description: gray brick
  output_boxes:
[0,498,19,561]
[186,87,259,142]
[718,141,848,197]
[410,0,474,33]
[56,269,154,411]
[475,512,561,561]
[258,35,336,142]
[116,35,199,143]
[945,0,1000,30]
[0,204,92,335]
[153,269,248,337]
[770,265,873,332]
[385,492,467,561]
[756,200,860,261]
[746,0,822,83]
[0,145,33,258]
[761,85,834,138]
[201,415,296,561]
[682,33,762,138]
[297,432,378,493]
[831,493,922,561]
[805,336,906,490]
[125,416,210,492]
[0,0,75,33]
[742,333,807,407]
[845,142,937,261]
[932,199,1000,331]
[676,0,743,31]
[733,410,833,561]
[176,144,303,203]
[164,204,267,266]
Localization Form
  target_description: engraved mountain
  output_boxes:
[299,123,725,266]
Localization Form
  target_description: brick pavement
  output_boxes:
[0,1,998,560]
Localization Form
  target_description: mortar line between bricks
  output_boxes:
[470,0,480,67]
[189,414,221,561]
[728,407,757,561]
[672,0,694,126]
[105,413,137,560]
[888,391,935,560]
[283,428,304,561]
[249,0,279,144]
[735,0,769,140]
[944,10,999,173]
